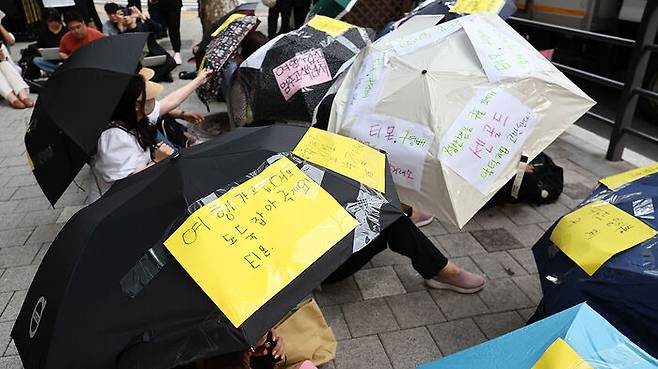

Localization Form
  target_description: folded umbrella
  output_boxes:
[328,13,595,228]
[229,16,371,126]
[24,33,149,205]
[197,15,259,107]
[419,302,658,369]
[12,124,403,369]
[533,164,658,357]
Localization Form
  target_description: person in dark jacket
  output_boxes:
[121,6,176,82]
[149,0,182,64]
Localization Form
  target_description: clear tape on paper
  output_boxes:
[120,152,390,298]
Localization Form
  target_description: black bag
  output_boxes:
[487,152,564,206]
[157,115,190,149]
[18,43,42,80]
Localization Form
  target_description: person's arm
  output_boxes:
[158,69,213,115]
[0,24,15,46]
[59,51,69,60]
[169,109,204,124]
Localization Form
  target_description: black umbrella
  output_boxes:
[24,33,149,206]
[229,18,371,126]
[12,124,403,369]
[197,15,259,108]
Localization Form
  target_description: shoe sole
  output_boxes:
[414,216,434,228]
[424,279,485,294]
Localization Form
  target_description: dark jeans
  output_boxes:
[151,53,176,82]
[267,0,292,39]
[159,6,181,51]
[148,2,167,34]
[325,216,449,283]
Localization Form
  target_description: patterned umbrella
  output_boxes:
[197,15,259,108]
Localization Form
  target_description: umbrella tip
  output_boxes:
[421,69,427,75]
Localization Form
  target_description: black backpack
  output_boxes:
[487,152,564,206]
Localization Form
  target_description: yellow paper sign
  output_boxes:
[211,13,246,37]
[449,0,505,13]
[600,163,658,190]
[532,338,593,369]
[164,156,358,327]
[550,200,657,276]
[307,15,352,37]
[293,127,386,193]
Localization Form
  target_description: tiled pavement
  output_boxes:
[0,11,649,369]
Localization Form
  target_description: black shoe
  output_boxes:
[178,71,196,80]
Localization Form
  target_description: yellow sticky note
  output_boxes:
[550,200,657,276]
[449,0,505,13]
[307,15,352,37]
[164,157,358,327]
[293,128,386,193]
[600,163,658,190]
[532,338,593,369]
[211,13,246,37]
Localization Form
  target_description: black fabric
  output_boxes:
[292,0,311,29]
[267,0,292,39]
[487,153,564,206]
[159,5,181,51]
[36,26,67,48]
[325,216,448,283]
[12,124,404,369]
[24,33,149,205]
[157,114,188,149]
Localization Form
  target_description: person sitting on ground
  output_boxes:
[121,6,176,82]
[0,21,33,109]
[326,213,486,293]
[89,75,174,200]
[59,10,106,61]
[103,3,125,36]
[31,8,68,77]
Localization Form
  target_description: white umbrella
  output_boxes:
[327,13,595,228]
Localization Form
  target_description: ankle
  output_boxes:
[435,261,461,280]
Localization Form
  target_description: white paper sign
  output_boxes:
[462,17,541,82]
[350,114,434,191]
[388,19,463,57]
[346,51,388,117]
[439,88,538,194]
[42,0,75,7]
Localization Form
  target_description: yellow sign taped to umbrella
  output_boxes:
[550,200,657,276]
[532,338,593,369]
[164,156,358,327]
[293,127,386,193]
[599,163,658,190]
[449,0,505,14]
[307,15,352,38]
[211,13,246,37]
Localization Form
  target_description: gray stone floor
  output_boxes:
[0,10,651,369]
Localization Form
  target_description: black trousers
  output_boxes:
[159,6,181,52]
[267,0,292,39]
[151,54,176,82]
[292,0,311,29]
[325,216,449,283]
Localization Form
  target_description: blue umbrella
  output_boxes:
[419,303,658,369]
[533,171,658,357]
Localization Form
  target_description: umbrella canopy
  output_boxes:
[228,16,371,126]
[408,0,517,21]
[197,15,259,107]
[24,33,149,206]
[418,302,658,369]
[11,124,403,369]
[307,0,359,19]
[327,13,595,228]
[533,165,658,357]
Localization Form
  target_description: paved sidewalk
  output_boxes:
[0,13,647,369]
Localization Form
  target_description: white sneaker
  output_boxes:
[173,52,182,65]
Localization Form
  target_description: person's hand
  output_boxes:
[181,111,204,124]
[195,68,214,85]
[130,6,145,20]
[154,142,175,162]
[253,331,286,360]
[0,49,5,61]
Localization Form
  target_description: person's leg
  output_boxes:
[0,71,24,109]
[32,57,57,76]
[149,2,167,36]
[164,7,182,52]
[87,0,103,31]
[151,54,176,82]
[267,5,280,39]
[279,0,293,34]
[384,216,485,293]
[0,61,32,107]
[292,0,311,29]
